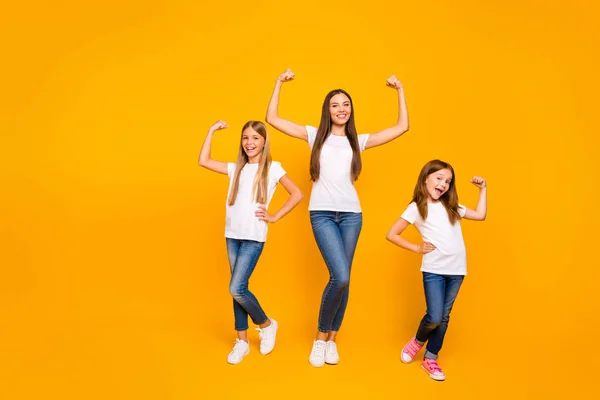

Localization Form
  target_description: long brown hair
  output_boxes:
[228,121,271,206]
[411,159,461,224]
[309,89,362,182]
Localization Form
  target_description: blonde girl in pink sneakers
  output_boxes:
[386,159,487,381]
[198,120,303,364]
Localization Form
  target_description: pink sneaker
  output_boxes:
[400,337,423,363]
[421,358,446,381]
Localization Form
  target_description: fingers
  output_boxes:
[212,120,228,130]
[470,176,486,187]
[279,68,295,82]
[422,242,437,254]
[386,74,401,89]
[255,206,268,221]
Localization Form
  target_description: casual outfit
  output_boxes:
[223,161,286,363]
[399,201,468,380]
[305,125,370,366]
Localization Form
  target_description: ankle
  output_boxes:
[259,319,271,329]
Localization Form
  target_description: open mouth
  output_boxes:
[434,188,444,196]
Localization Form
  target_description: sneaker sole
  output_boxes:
[421,365,445,381]
[227,348,250,365]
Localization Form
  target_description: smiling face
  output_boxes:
[425,168,453,201]
[241,126,265,163]
[329,93,352,126]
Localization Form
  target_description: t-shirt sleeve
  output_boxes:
[227,162,236,178]
[306,125,318,149]
[270,161,287,183]
[458,204,467,217]
[400,202,419,224]
[358,134,370,152]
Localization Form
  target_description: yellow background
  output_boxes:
[2,1,598,398]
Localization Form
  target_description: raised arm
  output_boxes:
[386,217,436,254]
[265,69,308,141]
[365,75,409,149]
[463,176,487,221]
[255,175,304,223]
[198,120,229,175]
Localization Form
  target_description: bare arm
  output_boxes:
[198,120,229,175]
[365,75,409,149]
[265,69,308,141]
[255,174,304,223]
[463,176,487,221]
[386,217,436,254]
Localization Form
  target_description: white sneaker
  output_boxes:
[227,338,249,364]
[309,340,326,367]
[324,341,339,365]
[256,318,278,355]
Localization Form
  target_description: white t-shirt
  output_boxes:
[225,161,286,242]
[306,125,370,212]
[400,201,468,275]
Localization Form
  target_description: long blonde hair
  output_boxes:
[228,121,272,206]
[411,159,461,224]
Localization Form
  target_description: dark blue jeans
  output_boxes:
[310,211,362,332]
[226,238,268,331]
[415,272,464,359]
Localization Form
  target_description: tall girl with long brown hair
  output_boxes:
[266,69,409,367]
[198,120,303,364]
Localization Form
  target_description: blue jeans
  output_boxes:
[415,272,464,359]
[226,238,268,331]
[310,211,362,332]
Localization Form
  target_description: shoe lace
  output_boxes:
[231,339,245,355]
[326,341,337,355]
[255,327,269,345]
[312,341,326,356]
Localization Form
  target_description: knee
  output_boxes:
[335,274,350,290]
[425,313,443,327]
[229,282,245,299]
